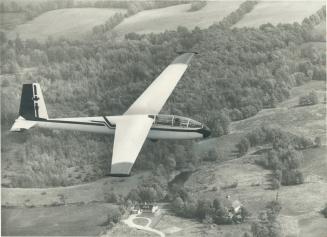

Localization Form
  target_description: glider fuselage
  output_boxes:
[29,114,210,140]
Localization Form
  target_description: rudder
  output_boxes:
[19,83,48,120]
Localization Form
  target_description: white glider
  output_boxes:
[11,53,211,176]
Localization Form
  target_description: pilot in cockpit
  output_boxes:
[174,117,181,126]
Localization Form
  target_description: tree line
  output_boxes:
[236,125,317,189]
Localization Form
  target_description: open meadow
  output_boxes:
[234,0,324,28]
[2,203,116,236]
[182,80,327,237]
[231,81,326,143]
[114,1,241,35]
[9,8,126,41]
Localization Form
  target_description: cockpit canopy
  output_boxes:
[148,115,203,129]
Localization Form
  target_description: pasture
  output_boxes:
[1,203,117,236]
[234,1,324,28]
[10,8,126,41]
[231,81,326,143]
[114,1,241,35]
[183,80,327,236]
[0,13,26,30]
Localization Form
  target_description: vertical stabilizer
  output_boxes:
[19,83,48,120]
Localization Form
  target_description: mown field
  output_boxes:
[113,1,241,35]
[9,8,126,41]
[234,1,324,28]
[1,203,116,236]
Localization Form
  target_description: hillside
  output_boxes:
[2,78,326,237]
[234,1,324,28]
[113,1,241,35]
[181,80,327,237]
[9,8,126,41]
[231,81,326,143]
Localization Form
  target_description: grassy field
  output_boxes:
[103,222,154,237]
[231,81,326,143]
[0,13,27,30]
[1,171,151,207]
[156,214,250,237]
[114,1,241,35]
[181,80,327,236]
[9,8,126,41]
[1,203,117,236]
[234,1,324,28]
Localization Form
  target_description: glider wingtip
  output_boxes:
[108,173,131,177]
[176,51,199,55]
[173,51,197,64]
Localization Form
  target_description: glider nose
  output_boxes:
[199,125,211,138]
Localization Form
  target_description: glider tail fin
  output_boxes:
[11,83,48,132]
[19,83,48,120]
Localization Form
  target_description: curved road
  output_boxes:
[123,214,165,237]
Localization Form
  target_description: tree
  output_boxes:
[314,136,322,147]
[138,187,158,203]
[321,203,327,218]
[271,178,280,190]
[251,211,282,237]
[196,198,212,221]
[172,197,184,210]
[299,91,319,106]
[203,149,221,162]
[281,169,304,185]
[266,200,282,217]
[237,137,250,156]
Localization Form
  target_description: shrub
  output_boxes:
[299,91,319,106]
[203,149,221,161]
[271,178,280,190]
[211,186,218,191]
[236,137,250,156]
[281,169,304,185]
[251,201,282,237]
[104,193,118,203]
[222,181,238,189]
[314,136,322,147]
[320,204,327,218]
[188,1,207,12]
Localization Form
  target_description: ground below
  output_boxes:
[1,80,326,236]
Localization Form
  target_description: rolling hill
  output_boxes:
[234,0,324,28]
[9,8,126,41]
[182,80,327,237]
[2,79,326,236]
[113,1,241,35]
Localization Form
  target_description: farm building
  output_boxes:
[222,197,244,222]
[139,203,159,213]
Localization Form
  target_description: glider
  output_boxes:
[11,53,211,176]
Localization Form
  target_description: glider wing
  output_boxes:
[110,115,154,176]
[124,53,195,115]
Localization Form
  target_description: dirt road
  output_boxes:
[123,214,165,237]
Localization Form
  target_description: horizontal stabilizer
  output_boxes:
[10,116,36,132]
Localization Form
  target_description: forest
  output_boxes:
[0,5,326,189]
